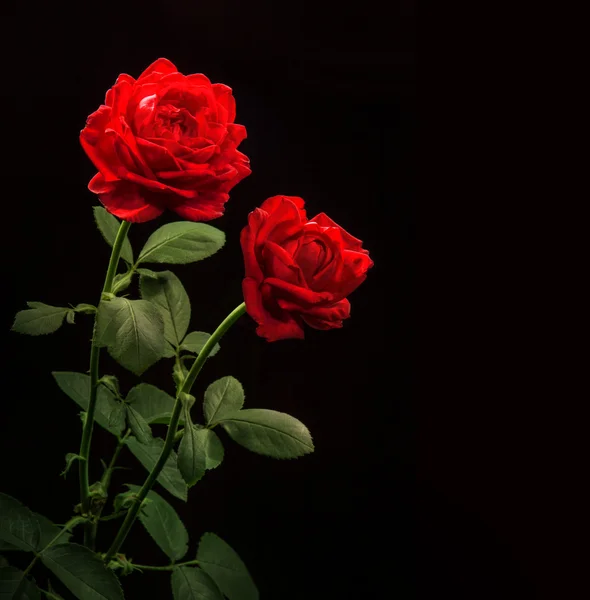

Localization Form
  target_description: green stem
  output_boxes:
[103,221,133,293]
[16,555,41,594]
[99,510,127,522]
[79,220,132,548]
[89,429,131,547]
[132,559,200,572]
[102,430,131,490]
[104,302,247,563]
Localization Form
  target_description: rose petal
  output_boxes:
[132,93,158,135]
[89,174,164,222]
[216,104,228,125]
[159,84,216,118]
[243,277,305,342]
[332,272,370,300]
[137,58,178,82]
[240,208,267,281]
[186,73,212,87]
[157,72,188,86]
[88,172,117,194]
[295,237,328,281]
[264,277,333,307]
[137,137,181,171]
[106,119,158,181]
[118,168,199,199]
[205,122,228,145]
[260,195,306,216]
[172,192,229,221]
[257,196,306,246]
[127,83,162,123]
[342,248,375,279]
[156,165,215,180]
[80,105,121,182]
[115,73,136,86]
[212,83,236,123]
[296,224,345,291]
[310,212,369,253]
[225,123,247,148]
[301,299,351,330]
[261,241,305,286]
[105,80,133,123]
[178,144,218,165]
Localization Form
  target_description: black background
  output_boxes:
[0,2,415,599]
[0,2,572,599]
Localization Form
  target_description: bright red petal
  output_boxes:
[242,277,305,342]
[80,105,121,182]
[261,241,305,287]
[264,277,333,307]
[256,197,306,247]
[310,212,368,253]
[260,195,306,219]
[172,192,229,221]
[137,58,178,82]
[301,299,351,330]
[240,209,267,280]
[186,73,212,87]
[90,175,164,222]
[212,83,236,123]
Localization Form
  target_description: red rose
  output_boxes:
[240,196,373,341]
[80,58,251,223]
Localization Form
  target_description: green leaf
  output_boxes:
[136,268,159,279]
[162,343,177,358]
[12,303,69,336]
[0,566,41,600]
[177,424,207,488]
[65,311,76,325]
[52,372,125,437]
[111,272,133,294]
[185,428,223,475]
[203,377,244,427]
[219,410,314,459]
[34,514,71,551]
[125,405,153,445]
[181,332,220,358]
[41,543,123,600]
[0,541,21,552]
[0,493,40,552]
[98,375,120,398]
[112,490,137,514]
[125,485,188,561]
[95,297,166,376]
[126,384,180,425]
[140,271,191,347]
[74,303,97,314]
[171,567,223,600]
[125,437,188,501]
[61,454,83,478]
[197,532,258,600]
[138,222,225,265]
[93,206,134,265]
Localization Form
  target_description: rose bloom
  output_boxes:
[240,196,373,341]
[80,58,251,222]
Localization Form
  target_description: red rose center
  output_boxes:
[295,238,328,281]
[153,104,199,141]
